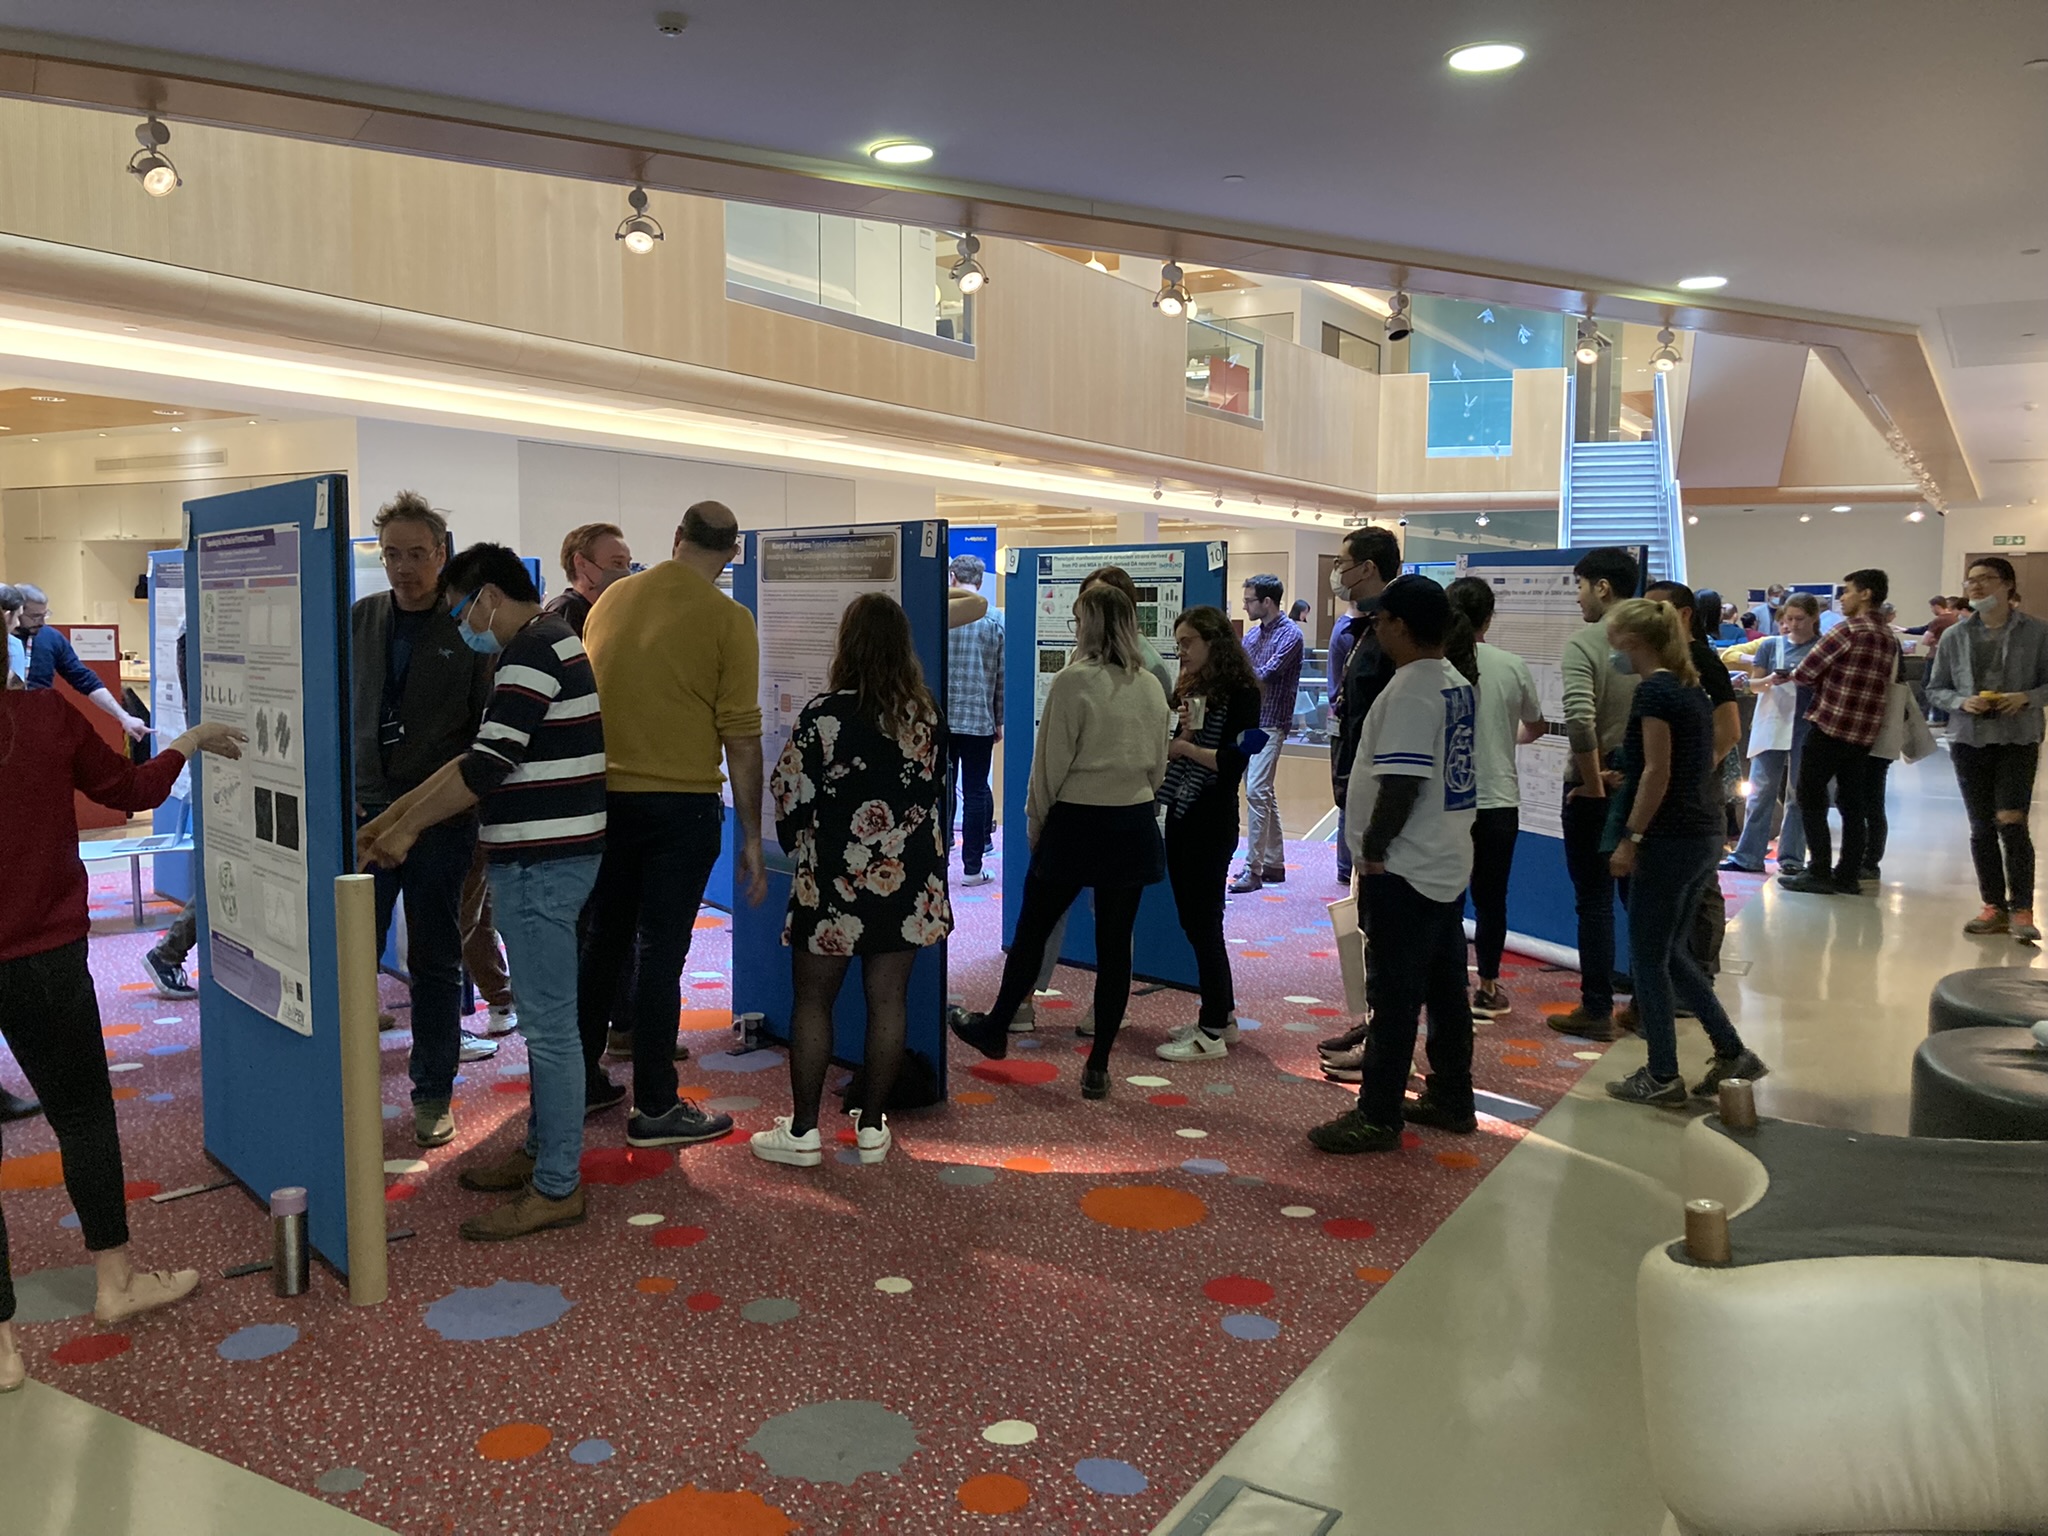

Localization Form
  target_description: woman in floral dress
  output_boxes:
[754,594,952,1168]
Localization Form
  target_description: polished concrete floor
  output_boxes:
[3,753,2027,1534]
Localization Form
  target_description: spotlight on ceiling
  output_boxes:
[1575,316,1609,366]
[615,187,663,254]
[868,140,933,166]
[1799,513,1812,523]
[1687,514,1699,525]
[1085,255,1107,273]
[1676,274,1727,291]
[950,233,988,294]
[1474,513,1490,527]
[1154,262,1190,317]
[1446,41,1525,73]
[1651,327,1681,373]
[1385,292,1414,342]
[127,116,180,197]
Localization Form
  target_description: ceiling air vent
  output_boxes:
[93,450,226,473]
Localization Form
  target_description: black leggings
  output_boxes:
[1165,809,1236,1032]
[786,948,916,1136]
[0,940,130,1325]
[988,874,1145,1070]
[1953,741,2041,909]
[1468,807,1520,982]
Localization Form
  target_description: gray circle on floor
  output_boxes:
[1282,1021,1322,1033]
[938,1165,998,1186]
[1203,1082,1236,1096]
[1232,1175,1266,1187]
[703,1096,762,1113]
[316,1468,367,1494]
[9,1265,95,1323]
[741,1296,801,1325]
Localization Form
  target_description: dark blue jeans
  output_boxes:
[367,813,476,1106]
[578,793,723,1115]
[1562,791,1618,1017]
[949,732,996,873]
[1358,871,1474,1127]
[1627,833,1746,1080]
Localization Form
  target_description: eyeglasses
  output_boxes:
[1963,573,2000,589]
[380,546,439,567]
[448,591,479,622]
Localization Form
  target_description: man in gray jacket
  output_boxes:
[351,492,495,1147]
[1928,555,2048,941]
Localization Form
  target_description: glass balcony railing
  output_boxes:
[723,203,973,350]
[1185,317,1264,420]
[1426,376,1514,456]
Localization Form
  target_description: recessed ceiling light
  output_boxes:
[121,325,140,332]
[1832,503,1852,512]
[29,394,66,403]
[867,140,933,166]
[1799,513,1812,523]
[1676,275,1728,291]
[1446,41,1525,73]
[152,408,183,416]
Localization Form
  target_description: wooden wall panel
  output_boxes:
[1377,368,1564,499]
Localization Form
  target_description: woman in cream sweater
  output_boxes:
[950,585,1170,1099]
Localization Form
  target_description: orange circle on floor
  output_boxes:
[1539,1001,1576,1017]
[691,916,726,932]
[1500,1052,1542,1068]
[476,1422,552,1461]
[1435,1151,1481,1170]
[636,1276,678,1295]
[614,1484,797,1536]
[678,1009,730,1030]
[102,1024,141,1037]
[1001,1155,1053,1174]
[1504,1038,1544,1050]
[958,1473,1032,1514]
[0,1150,64,1190]
[112,1087,140,1102]
[952,1090,996,1106]
[1239,950,1270,959]
[1081,1184,1208,1231]
[1356,1266,1395,1284]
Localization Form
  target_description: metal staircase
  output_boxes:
[1559,371,1687,582]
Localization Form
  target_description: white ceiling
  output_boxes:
[4,2,2046,506]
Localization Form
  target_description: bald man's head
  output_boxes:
[675,501,739,556]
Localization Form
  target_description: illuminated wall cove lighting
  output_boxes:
[1446,41,1525,73]
[615,187,663,254]
[867,140,933,166]
[1676,275,1727,291]
[127,116,180,196]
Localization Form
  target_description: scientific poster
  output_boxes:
[196,525,312,1036]
[151,554,189,799]
[1461,560,1584,840]
[1030,547,1185,723]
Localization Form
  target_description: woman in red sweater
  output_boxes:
[0,669,241,1393]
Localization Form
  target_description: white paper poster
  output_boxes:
[196,525,312,1035]
[1030,547,1185,724]
[1459,559,1584,840]
[151,555,190,800]
[70,626,119,662]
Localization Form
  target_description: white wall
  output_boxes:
[354,419,521,547]
[1683,508,1944,610]
[1941,505,2048,590]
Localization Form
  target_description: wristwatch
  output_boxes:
[1626,830,1646,845]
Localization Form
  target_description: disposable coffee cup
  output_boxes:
[1185,696,1207,734]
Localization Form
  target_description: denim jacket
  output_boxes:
[1927,608,2048,747]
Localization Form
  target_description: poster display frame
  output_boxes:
[147,547,194,901]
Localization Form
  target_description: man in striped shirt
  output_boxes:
[359,543,607,1243]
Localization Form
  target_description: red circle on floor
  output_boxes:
[1400,1130,1422,1149]
[122,1181,161,1202]
[384,1184,416,1202]
[652,1225,709,1248]
[490,1080,528,1095]
[1035,997,1073,1010]
[1147,1092,1190,1107]
[958,1473,1032,1513]
[834,1128,858,1146]
[1322,1217,1378,1240]
[582,1147,673,1186]
[51,1333,130,1365]
[1307,1007,1345,1017]
[969,1059,1059,1086]
[685,1291,722,1312]
[1202,1274,1275,1306]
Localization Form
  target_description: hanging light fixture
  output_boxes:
[1575,316,1609,366]
[127,116,180,197]
[1651,327,1681,373]
[1385,292,1414,341]
[1475,513,1491,527]
[615,187,663,254]
[950,233,988,293]
[1154,262,1190,317]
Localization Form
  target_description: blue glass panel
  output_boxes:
[1410,297,1566,455]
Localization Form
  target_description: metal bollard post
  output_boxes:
[336,873,388,1306]
[1717,1077,1759,1131]
[1684,1197,1732,1266]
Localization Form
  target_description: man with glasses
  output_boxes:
[350,492,495,1148]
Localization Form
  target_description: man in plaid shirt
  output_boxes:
[946,555,1004,886]
[1782,567,1899,895]
[1233,573,1305,892]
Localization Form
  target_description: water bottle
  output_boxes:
[271,1186,309,1297]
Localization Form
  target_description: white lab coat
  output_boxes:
[1745,634,1813,756]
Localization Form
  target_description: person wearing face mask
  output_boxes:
[544,522,634,638]
[360,543,607,1241]
[1928,556,2048,940]
[1600,599,1768,1107]
[349,492,496,1150]
[1722,594,1822,873]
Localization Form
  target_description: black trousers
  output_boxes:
[1862,756,1894,873]
[1165,806,1237,1031]
[1358,872,1474,1127]
[0,941,130,1324]
[988,876,1145,1058]
[1561,791,1618,1016]
[949,732,997,873]
[1952,741,2041,909]
[1468,806,1520,982]
[1797,727,1872,884]
[366,812,476,1106]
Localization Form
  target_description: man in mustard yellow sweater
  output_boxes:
[581,500,768,1149]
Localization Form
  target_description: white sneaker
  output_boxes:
[750,1117,822,1168]
[458,1035,499,1062]
[1075,1010,1096,1037]
[960,870,993,888]
[851,1108,892,1164]
[1170,1018,1239,1046]
[482,1004,519,1036]
[1009,1004,1037,1034]
[1157,1029,1228,1062]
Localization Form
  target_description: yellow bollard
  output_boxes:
[335,873,388,1306]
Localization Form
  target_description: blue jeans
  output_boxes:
[1628,833,1746,1080]
[1730,749,1806,869]
[578,793,723,1115]
[488,854,600,1199]
[368,813,476,1106]
[950,732,996,874]
[1335,801,1352,881]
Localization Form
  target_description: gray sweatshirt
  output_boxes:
[1560,618,1638,784]
[1927,608,2048,747]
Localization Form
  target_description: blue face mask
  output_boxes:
[450,591,502,656]
[1608,648,1635,678]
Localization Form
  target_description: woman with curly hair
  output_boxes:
[754,594,952,1168]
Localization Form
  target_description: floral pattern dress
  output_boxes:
[771,690,954,955]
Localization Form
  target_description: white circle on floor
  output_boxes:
[1175,1128,1208,1139]
[1573,1050,1603,1061]
[981,1419,1039,1446]
[627,1213,665,1227]
[1283,995,1322,1005]
[1126,1074,1171,1088]
[108,1062,142,1073]
[874,1276,913,1294]
[1280,1205,1316,1218]
[383,1158,428,1175]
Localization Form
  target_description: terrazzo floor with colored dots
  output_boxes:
[0,841,1743,1534]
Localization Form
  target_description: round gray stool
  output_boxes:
[1927,967,2048,1035]
[1909,1026,2048,1140]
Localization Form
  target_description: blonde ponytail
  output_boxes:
[1606,598,1697,685]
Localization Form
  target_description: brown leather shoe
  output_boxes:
[457,1147,536,1193]
[460,1186,587,1242]
[1548,1006,1619,1043]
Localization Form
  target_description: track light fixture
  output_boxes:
[1385,292,1414,342]
[127,116,180,197]
[1152,479,1164,501]
[1154,262,1190,317]
[950,233,988,294]
[1475,513,1490,527]
[615,187,663,254]
[1575,316,1609,367]
[1651,327,1681,373]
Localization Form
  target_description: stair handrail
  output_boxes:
[1654,370,1686,581]
[1559,368,1577,546]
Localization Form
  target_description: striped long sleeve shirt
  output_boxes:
[459,614,607,861]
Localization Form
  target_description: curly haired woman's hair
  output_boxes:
[827,593,936,739]
[1170,605,1260,707]
[1606,598,1698,685]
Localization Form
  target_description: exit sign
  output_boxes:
[1994,535,2028,547]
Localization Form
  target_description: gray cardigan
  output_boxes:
[1927,609,2048,747]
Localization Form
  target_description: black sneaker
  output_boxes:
[1604,1066,1688,1108]
[0,1088,42,1124]
[1691,1049,1769,1101]
[143,946,197,1001]
[1548,1007,1618,1042]
[1778,873,1841,895]
[1227,869,1263,895]
[1403,1094,1477,1134]
[947,1007,1009,1062]
[1307,1109,1403,1155]
[626,1101,735,1147]
[1319,1019,1370,1056]
[584,1077,627,1117]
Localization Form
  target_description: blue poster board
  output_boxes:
[190,476,357,1272]
[729,523,952,1085]
[146,547,194,902]
[1000,542,1224,989]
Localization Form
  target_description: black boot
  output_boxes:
[0,1088,43,1124]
